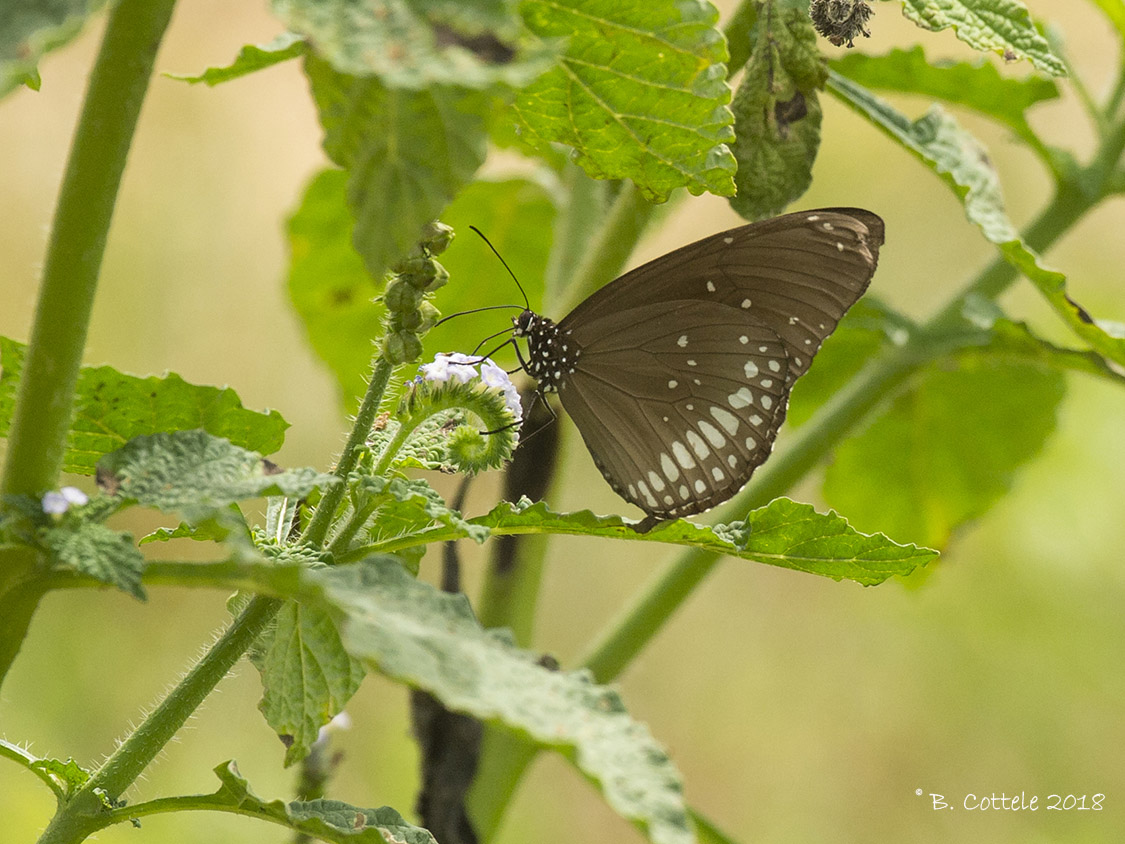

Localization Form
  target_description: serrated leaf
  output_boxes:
[360,475,490,550]
[272,0,549,90]
[43,521,145,599]
[204,761,437,843]
[998,242,1125,369]
[824,357,1065,549]
[830,46,1058,150]
[373,498,933,584]
[0,337,289,476]
[165,32,306,85]
[730,0,825,219]
[311,557,695,844]
[97,430,335,512]
[828,72,1017,244]
[0,0,107,98]
[513,0,736,201]
[250,599,365,766]
[899,0,1066,76]
[306,54,488,281]
[139,506,242,545]
[285,169,385,409]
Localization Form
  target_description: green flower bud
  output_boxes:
[417,301,440,331]
[384,277,423,312]
[420,221,455,255]
[390,309,423,331]
[383,330,423,364]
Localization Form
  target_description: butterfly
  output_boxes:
[509,208,884,524]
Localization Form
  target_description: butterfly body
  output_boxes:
[512,208,884,521]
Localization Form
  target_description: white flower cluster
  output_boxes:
[420,352,523,423]
[41,486,89,515]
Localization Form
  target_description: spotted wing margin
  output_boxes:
[557,300,791,518]
[560,208,884,387]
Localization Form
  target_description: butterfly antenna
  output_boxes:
[431,303,524,330]
[469,225,531,311]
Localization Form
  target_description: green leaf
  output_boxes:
[97,430,336,512]
[272,0,547,90]
[360,475,490,552]
[250,599,366,766]
[43,520,145,599]
[0,0,107,98]
[729,0,825,219]
[827,72,1017,244]
[285,169,385,408]
[1091,0,1125,43]
[998,242,1125,369]
[373,498,934,584]
[513,0,737,201]
[824,357,1066,549]
[899,0,1066,76]
[165,32,306,85]
[311,557,695,844]
[139,507,243,545]
[305,54,488,281]
[0,337,289,476]
[829,46,1058,150]
[202,761,437,843]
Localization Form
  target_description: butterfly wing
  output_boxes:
[557,299,790,518]
[561,208,883,388]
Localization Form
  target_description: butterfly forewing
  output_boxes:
[558,300,790,518]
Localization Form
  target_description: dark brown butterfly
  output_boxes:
[512,208,884,522]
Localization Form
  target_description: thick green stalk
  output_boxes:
[0,0,177,690]
[36,596,281,844]
[1,0,176,499]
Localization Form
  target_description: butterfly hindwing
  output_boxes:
[558,299,790,518]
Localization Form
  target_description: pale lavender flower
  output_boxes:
[421,352,478,384]
[41,487,87,515]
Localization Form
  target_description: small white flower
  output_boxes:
[41,492,69,515]
[61,487,88,506]
[479,358,510,389]
[501,383,523,423]
[421,352,478,384]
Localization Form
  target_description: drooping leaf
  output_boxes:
[899,0,1066,76]
[0,337,289,476]
[272,0,548,90]
[42,520,145,599]
[824,357,1066,549]
[305,55,488,281]
[729,0,825,219]
[28,756,91,797]
[827,72,1017,244]
[830,46,1058,152]
[310,557,696,844]
[0,0,108,97]
[97,430,336,512]
[372,497,936,584]
[513,0,737,201]
[165,32,306,85]
[201,761,438,843]
[250,598,366,766]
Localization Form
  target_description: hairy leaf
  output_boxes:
[899,0,1066,76]
[513,0,736,200]
[730,0,825,219]
[0,337,289,475]
[201,761,437,843]
[43,520,145,599]
[0,0,107,96]
[97,430,335,512]
[312,557,695,844]
[306,55,488,281]
[165,32,306,85]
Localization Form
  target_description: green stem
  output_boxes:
[542,165,608,311]
[1,0,175,500]
[0,0,177,691]
[37,596,282,844]
[303,358,395,547]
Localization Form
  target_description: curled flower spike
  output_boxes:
[480,359,523,423]
[41,486,89,515]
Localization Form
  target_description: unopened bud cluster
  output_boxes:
[381,221,454,365]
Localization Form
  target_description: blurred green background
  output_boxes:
[2,1,1124,842]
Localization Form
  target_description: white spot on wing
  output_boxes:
[668,379,678,389]
[706,281,716,293]
[710,406,739,435]
[768,360,781,373]
[723,236,734,244]
[744,360,759,378]
[672,441,695,469]
[761,395,773,410]
[711,466,724,481]
[741,299,752,309]
[677,335,688,347]
[698,421,726,448]
[728,387,754,409]
[647,471,666,492]
[660,453,680,483]
[749,414,763,426]
[686,431,709,460]
[739,335,748,344]
[694,479,706,494]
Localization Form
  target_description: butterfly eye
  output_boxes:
[514,208,884,522]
